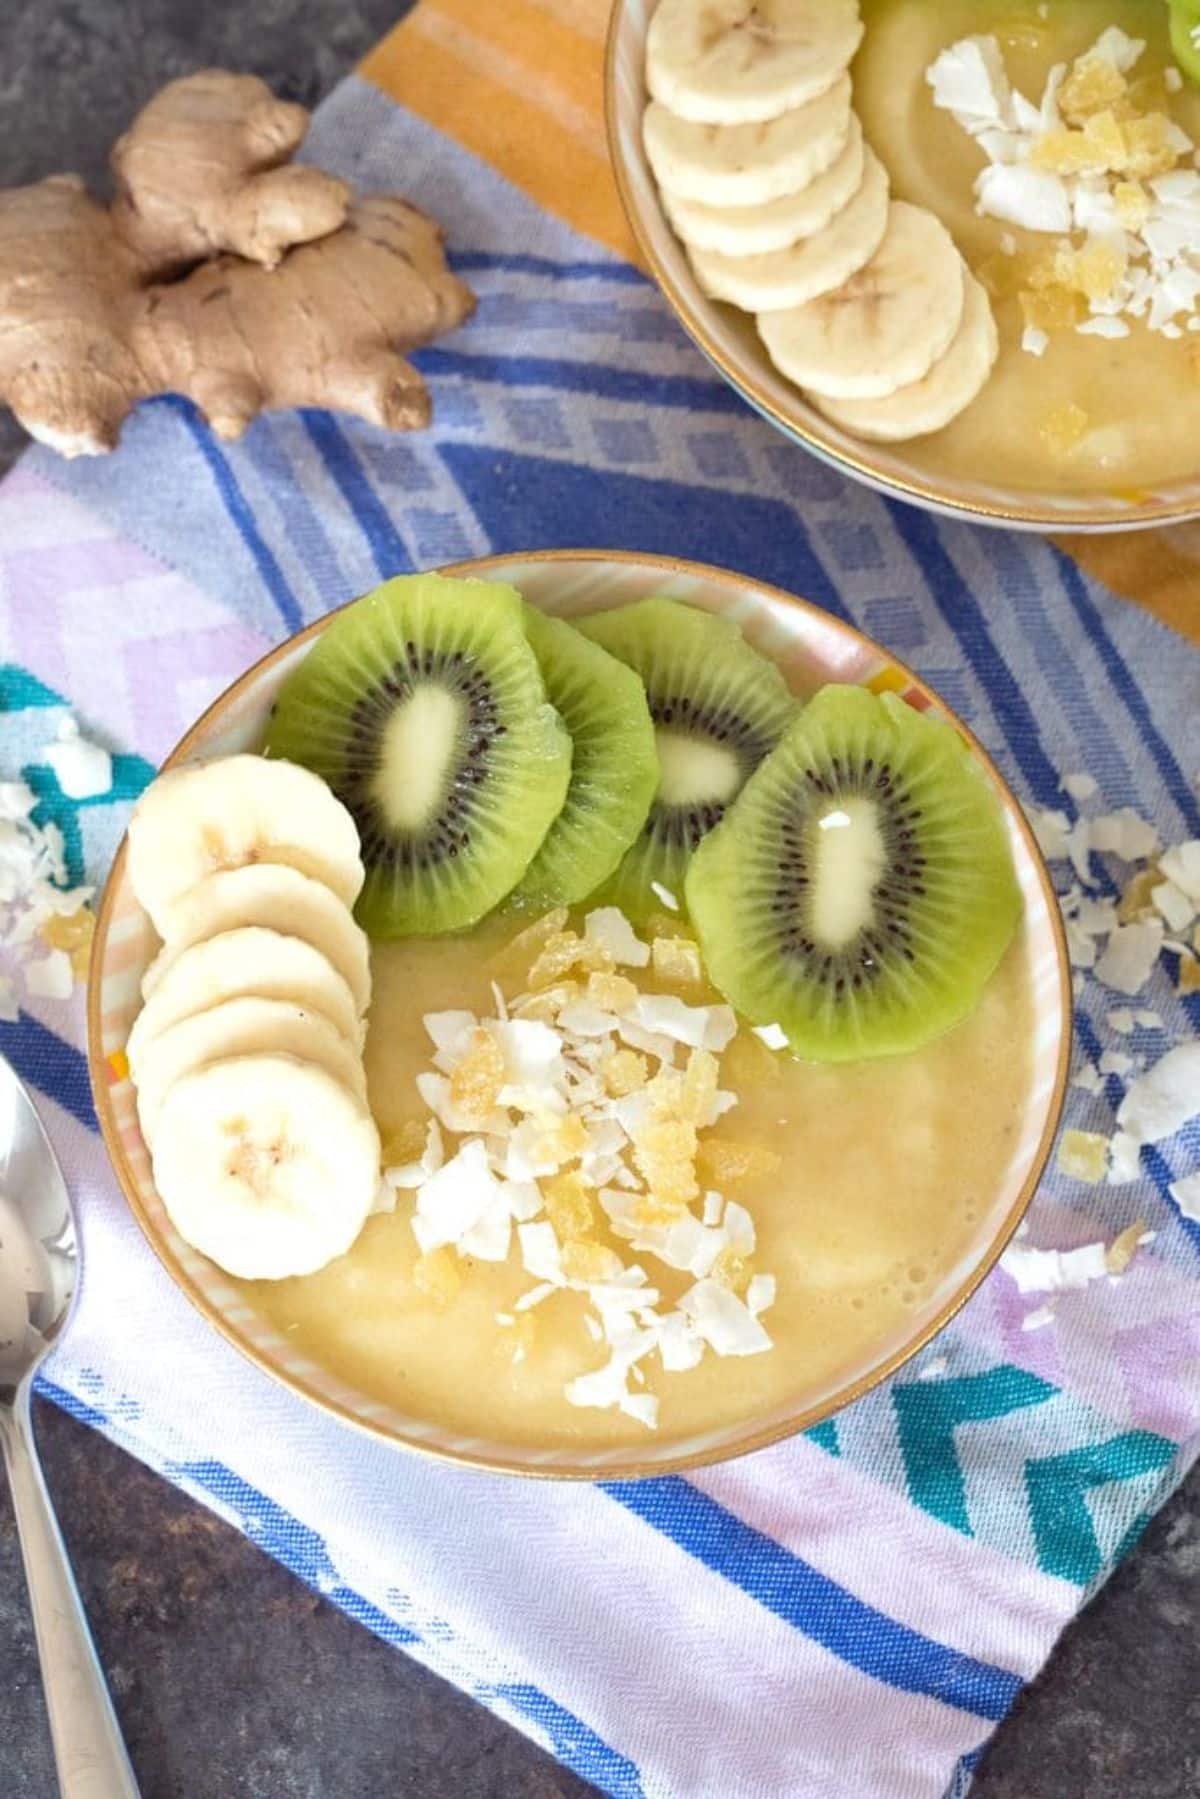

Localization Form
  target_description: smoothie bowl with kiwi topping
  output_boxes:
[89,553,1069,1478]
[611,0,1200,527]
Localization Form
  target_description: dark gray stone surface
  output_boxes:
[0,2,1196,1794]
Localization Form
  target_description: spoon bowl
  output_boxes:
[0,1054,139,1797]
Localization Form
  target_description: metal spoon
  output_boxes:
[0,1055,139,1797]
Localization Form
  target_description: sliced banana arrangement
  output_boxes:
[641,0,997,443]
[124,754,380,1282]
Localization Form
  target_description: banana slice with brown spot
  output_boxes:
[135,996,368,1144]
[647,0,864,125]
[661,114,865,256]
[127,925,362,1077]
[757,200,966,400]
[689,145,888,312]
[812,273,998,441]
[642,73,852,207]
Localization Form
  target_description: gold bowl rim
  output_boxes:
[87,548,1073,1481]
[602,0,1200,534]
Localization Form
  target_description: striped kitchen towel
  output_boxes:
[2,4,1199,1794]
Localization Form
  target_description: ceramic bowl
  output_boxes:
[605,0,1200,533]
[88,550,1071,1478]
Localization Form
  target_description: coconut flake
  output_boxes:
[1116,1044,1200,1143]
[1061,772,1098,801]
[1090,809,1160,861]
[1021,1303,1057,1332]
[753,1023,789,1050]
[1071,1063,1105,1094]
[584,907,651,967]
[1151,880,1196,934]
[412,1140,501,1254]
[1107,1131,1143,1185]
[1159,841,1200,902]
[40,717,112,800]
[679,1279,772,1356]
[23,950,73,1000]
[632,994,737,1052]
[518,1220,565,1285]
[1001,1238,1109,1293]
[1169,1173,1200,1222]
[385,1118,446,1189]
[926,34,1014,130]
[745,1273,777,1316]
[978,164,1072,232]
[649,882,680,912]
[1094,920,1163,994]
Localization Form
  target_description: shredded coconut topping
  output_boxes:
[929,29,1200,354]
[384,907,781,1428]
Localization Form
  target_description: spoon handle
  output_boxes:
[1,1388,139,1798]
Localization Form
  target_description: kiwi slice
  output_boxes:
[263,574,572,937]
[685,684,1022,1060]
[512,608,658,909]
[578,597,797,917]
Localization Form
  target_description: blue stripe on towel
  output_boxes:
[299,411,413,579]
[883,502,1063,808]
[604,1478,1022,1722]
[163,397,303,634]
[40,1379,641,1798]
[416,346,743,414]
[1049,547,1200,836]
[0,1012,97,1132]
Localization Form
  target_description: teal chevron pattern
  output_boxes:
[1025,1432,1177,1585]
[874,1366,1179,1583]
[23,753,154,889]
[0,666,154,890]
[893,1367,1057,1534]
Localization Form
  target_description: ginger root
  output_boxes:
[111,71,351,274]
[0,71,475,456]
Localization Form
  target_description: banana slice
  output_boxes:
[642,73,851,207]
[647,0,864,125]
[127,755,364,936]
[135,996,368,1144]
[662,114,864,255]
[143,864,371,1015]
[150,1055,380,1280]
[127,926,361,1077]
[689,145,888,313]
[813,273,998,442]
[757,200,965,399]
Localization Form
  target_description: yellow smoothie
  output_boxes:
[240,915,1035,1454]
[855,0,1200,495]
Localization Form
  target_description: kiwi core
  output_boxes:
[810,800,887,948]
[656,730,744,809]
[372,686,465,831]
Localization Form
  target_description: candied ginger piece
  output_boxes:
[512,981,581,1023]
[1073,238,1127,302]
[41,904,96,977]
[1118,866,1161,924]
[1059,53,1128,125]
[601,1047,649,1097]
[1121,114,1180,178]
[1019,285,1083,333]
[696,1138,782,1186]
[543,1170,595,1241]
[447,1026,506,1121]
[1029,127,1104,175]
[1113,179,1150,228]
[587,971,639,1013]
[1040,403,1090,455]
[632,1192,690,1229]
[527,930,612,989]
[680,1048,719,1125]
[650,936,704,987]
[711,1246,754,1295]
[633,1117,698,1206]
[1056,1128,1110,1184]
[490,907,569,973]
[382,1119,428,1166]
[1175,951,1200,996]
[413,1247,462,1306]
[1106,1218,1149,1276]
[562,1239,624,1284]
